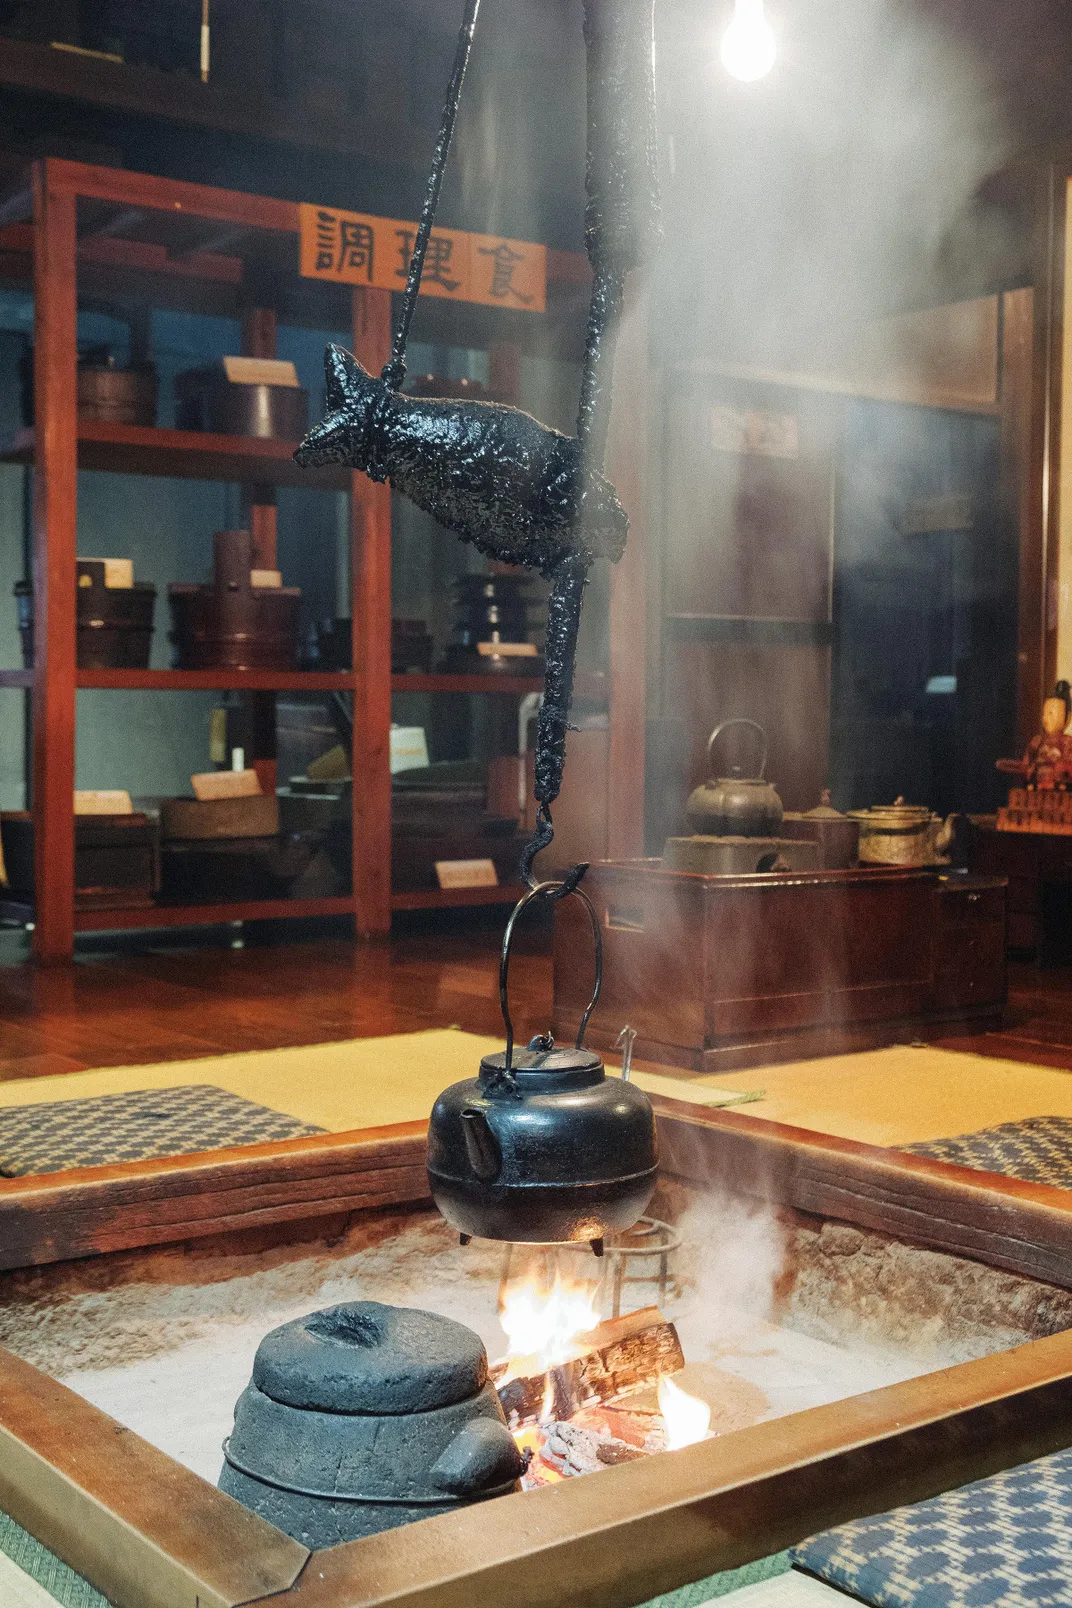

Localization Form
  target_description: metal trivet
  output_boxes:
[498,1215,682,1321]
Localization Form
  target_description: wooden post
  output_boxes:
[31,163,78,963]
[1003,286,1040,752]
[351,288,393,936]
[489,341,521,406]
[241,307,278,794]
[605,279,648,859]
[240,306,278,569]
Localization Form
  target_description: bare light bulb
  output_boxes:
[720,0,776,82]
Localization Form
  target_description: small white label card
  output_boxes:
[74,790,133,815]
[435,858,499,890]
[103,558,134,589]
[390,725,430,774]
[477,641,538,656]
[222,356,301,387]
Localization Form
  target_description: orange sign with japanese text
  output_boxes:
[299,204,546,313]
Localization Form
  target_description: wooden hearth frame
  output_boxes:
[7,1101,1072,1293]
[3,1328,1072,1608]
[6,1104,1072,1606]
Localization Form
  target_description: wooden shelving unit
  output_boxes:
[0,422,351,490]
[1,157,645,961]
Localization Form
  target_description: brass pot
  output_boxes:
[847,799,953,867]
[685,719,784,838]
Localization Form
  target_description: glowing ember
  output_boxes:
[498,1273,599,1377]
[658,1374,711,1450]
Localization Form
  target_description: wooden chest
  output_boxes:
[553,861,1007,1072]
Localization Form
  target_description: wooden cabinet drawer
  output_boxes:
[937,883,1007,928]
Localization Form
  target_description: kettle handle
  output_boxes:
[707,718,768,778]
[499,879,602,1072]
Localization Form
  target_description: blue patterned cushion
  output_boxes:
[0,1085,324,1175]
[901,1116,1072,1187]
[792,1446,1072,1607]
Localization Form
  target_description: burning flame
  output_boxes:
[498,1273,599,1376]
[658,1374,712,1450]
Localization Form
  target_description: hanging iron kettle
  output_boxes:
[427,881,658,1253]
[685,718,784,838]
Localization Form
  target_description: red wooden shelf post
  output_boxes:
[350,288,393,937]
[31,162,78,962]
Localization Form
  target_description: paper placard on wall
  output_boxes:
[711,405,799,459]
[74,790,133,815]
[299,203,546,314]
[435,858,499,890]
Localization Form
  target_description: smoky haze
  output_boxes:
[655,0,1013,371]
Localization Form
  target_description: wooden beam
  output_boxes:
[42,156,301,235]
[31,162,78,963]
[0,1122,429,1270]
[5,1295,1072,1608]
[0,39,425,175]
[253,1330,1072,1608]
[0,1348,307,1608]
[1005,286,1042,751]
[350,287,394,938]
[1034,163,1064,702]
[654,1100,1072,1291]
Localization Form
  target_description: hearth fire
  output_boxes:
[492,1252,711,1487]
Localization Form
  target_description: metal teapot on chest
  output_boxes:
[684,717,785,836]
[427,881,658,1253]
[664,719,819,876]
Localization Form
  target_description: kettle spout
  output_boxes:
[935,812,957,856]
[461,1108,502,1183]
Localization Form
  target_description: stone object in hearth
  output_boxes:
[219,1301,525,1545]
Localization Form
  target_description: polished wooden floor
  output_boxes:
[0,919,558,1080]
[0,919,1071,1081]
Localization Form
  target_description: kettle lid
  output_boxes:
[252,1301,488,1413]
[480,1043,604,1090]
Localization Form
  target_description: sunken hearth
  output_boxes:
[3,1178,1072,1533]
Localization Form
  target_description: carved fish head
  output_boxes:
[294,345,385,471]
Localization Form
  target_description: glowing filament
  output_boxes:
[659,1373,712,1450]
[720,0,776,82]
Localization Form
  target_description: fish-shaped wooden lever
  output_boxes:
[295,345,628,577]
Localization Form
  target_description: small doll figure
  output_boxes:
[1023,681,1072,789]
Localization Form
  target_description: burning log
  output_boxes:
[494,1305,685,1424]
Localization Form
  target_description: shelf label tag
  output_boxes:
[74,790,133,815]
[299,204,546,313]
[435,859,499,890]
[390,726,429,775]
[191,770,262,801]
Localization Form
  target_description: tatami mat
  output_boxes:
[0,1030,1068,1150]
[0,1553,72,1608]
[0,1030,754,1137]
[712,1575,852,1607]
[704,1043,1072,1146]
